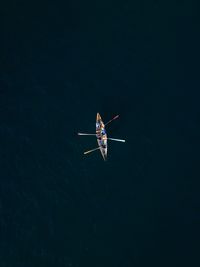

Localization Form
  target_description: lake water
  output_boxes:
[0,1,199,266]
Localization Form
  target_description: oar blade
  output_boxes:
[84,147,100,155]
[78,133,96,136]
[113,115,119,120]
[107,138,126,143]
[105,114,120,126]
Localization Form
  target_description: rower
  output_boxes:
[96,122,100,128]
[101,128,106,135]
[100,139,104,145]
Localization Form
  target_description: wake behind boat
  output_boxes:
[78,113,125,160]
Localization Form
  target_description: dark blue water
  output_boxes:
[0,1,199,266]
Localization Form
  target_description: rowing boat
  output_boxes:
[96,113,107,160]
[78,113,125,160]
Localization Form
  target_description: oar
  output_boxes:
[105,115,120,126]
[107,138,125,143]
[78,133,96,136]
[84,147,101,155]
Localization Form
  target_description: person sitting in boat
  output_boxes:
[99,138,106,147]
[96,122,100,129]
[101,128,106,135]
[99,139,104,146]
[102,141,107,149]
